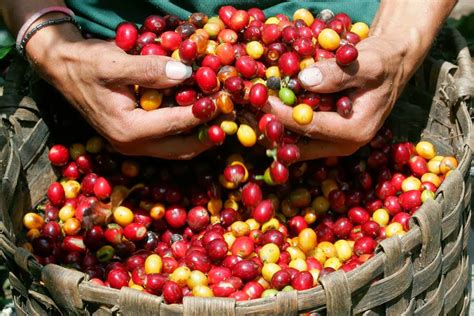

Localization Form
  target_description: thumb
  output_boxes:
[297,59,359,93]
[118,55,192,88]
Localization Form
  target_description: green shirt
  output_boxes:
[65,0,379,38]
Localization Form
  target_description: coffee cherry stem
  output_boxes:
[280,76,291,88]
[266,148,278,161]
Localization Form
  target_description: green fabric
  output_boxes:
[65,0,380,38]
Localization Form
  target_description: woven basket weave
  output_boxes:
[0,26,472,315]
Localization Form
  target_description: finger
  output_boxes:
[121,134,212,160]
[128,105,219,140]
[264,95,378,145]
[263,96,350,140]
[297,46,384,93]
[111,54,192,89]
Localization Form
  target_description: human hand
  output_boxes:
[26,23,218,159]
[262,0,458,162]
[262,36,414,161]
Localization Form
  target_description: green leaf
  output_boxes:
[0,20,14,47]
[0,19,14,60]
[0,46,12,59]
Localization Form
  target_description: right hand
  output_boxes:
[26,23,218,159]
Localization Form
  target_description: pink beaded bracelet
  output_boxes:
[15,6,75,53]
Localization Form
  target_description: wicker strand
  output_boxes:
[319,270,351,315]
[182,296,235,316]
[377,237,409,315]
[118,287,163,316]
[450,27,474,100]
[41,264,85,312]
[275,290,298,315]
[410,198,442,268]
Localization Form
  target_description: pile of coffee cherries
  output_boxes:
[115,7,366,136]
[114,7,368,188]
[115,6,369,132]
[22,126,458,304]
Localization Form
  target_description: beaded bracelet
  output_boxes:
[17,16,81,58]
[16,6,76,52]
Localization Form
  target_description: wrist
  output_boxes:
[26,13,83,69]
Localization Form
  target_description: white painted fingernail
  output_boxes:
[165,60,192,80]
[298,67,323,87]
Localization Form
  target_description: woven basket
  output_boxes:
[0,26,472,316]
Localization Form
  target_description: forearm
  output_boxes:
[371,0,457,76]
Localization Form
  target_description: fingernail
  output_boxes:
[165,60,192,80]
[298,67,323,87]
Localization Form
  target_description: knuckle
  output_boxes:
[142,58,162,85]
[107,123,139,153]
[325,62,349,86]
[344,121,375,145]
[364,52,386,82]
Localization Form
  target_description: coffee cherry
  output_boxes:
[216,92,235,114]
[328,19,345,35]
[279,88,296,105]
[192,97,216,120]
[292,104,313,125]
[294,8,314,26]
[244,26,262,42]
[350,22,370,40]
[224,76,244,94]
[318,28,340,51]
[230,10,250,32]
[246,41,264,59]
[47,182,65,207]
[160,31,182,51]
[344,32,361,45]
[179,39,198,64]
[261,24,281,44]
[336,45,358,66]
[207,125,226,145]
[175,88,197,106]
[48,144,69,166]
[195,67,218,94]
[249,83,268,108]
[269,161,289,184]
[237,124,257,147]
[140,43,167,56]
[265,120,284,143]
[278,52,300,77]
[175,22,197,39]
[115,22,138,51]
[266,76,281,90]
[140,89,163,111]
[143,15,166,34]
[236,56,258,78]
[277,144,300,165]
[94,177,112,200]
[293,38,315,57]
[214,43,235,66]
[336,96,353,117]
